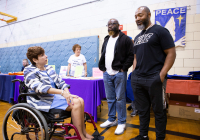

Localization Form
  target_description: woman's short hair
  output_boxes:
[26,46,45,65]
[72,44,81,52]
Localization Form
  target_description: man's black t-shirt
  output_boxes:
[133,24,175,77]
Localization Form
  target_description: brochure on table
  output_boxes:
[92,67,103,78]
[74,66,83,78]
[59,66,68,77]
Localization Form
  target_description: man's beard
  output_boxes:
[108,27,119,36]
[137,17,149,30]
[108,31,115,36]
[137,24,146,30]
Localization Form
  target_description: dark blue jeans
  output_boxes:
[103,71,127,124]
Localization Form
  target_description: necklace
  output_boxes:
[140,23,154,36]
[145,23,154,31]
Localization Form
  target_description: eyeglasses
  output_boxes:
[106,23,118,27]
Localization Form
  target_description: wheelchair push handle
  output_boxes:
[12,79,22,83]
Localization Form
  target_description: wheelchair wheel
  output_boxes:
[2,103,49,140]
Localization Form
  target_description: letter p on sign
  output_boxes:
[156,10,161,16]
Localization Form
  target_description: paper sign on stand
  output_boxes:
[49,65,55,71]
[92,67,103,78]
[74,66,83,77]
[59,66,68,77]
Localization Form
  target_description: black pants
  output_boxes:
[131,72,167,140]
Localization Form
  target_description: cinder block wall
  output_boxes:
[0,0,199,75]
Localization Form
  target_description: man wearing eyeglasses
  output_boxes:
[98,18,134,135]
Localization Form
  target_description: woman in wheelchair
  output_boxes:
[23,46,94,140]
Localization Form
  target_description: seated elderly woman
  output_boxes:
[24,46,93,140]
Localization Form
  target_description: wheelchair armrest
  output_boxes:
[20,92,40,96]
[18,92,40,103]
[12,79,22,83]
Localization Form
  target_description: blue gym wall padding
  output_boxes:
[0,35,99,77]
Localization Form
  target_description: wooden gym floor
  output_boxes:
[0,101,200,140]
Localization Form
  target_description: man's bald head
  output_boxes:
[108,18,119,25]
[137,6,151,14]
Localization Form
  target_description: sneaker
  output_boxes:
[100,120,117,128]
[131,110,138,117]
[130,135,149,140]
[114,124,126,135]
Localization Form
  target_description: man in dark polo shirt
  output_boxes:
[131,6,176,140]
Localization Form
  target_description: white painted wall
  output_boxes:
[0,0,200,75]
[0,0,182,45]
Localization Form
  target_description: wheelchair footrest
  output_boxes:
[92,130,104,140]
[93,136,105,140]
[53,130,66,136]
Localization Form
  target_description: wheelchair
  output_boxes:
[2,79,104,140]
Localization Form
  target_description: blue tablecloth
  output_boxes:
[0,74,16,103]
[167,74,192,80]
[14,75,106,122]
[188,71,200,80]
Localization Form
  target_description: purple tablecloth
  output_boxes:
[14,75,24,104]
[62,78,106,122]
[14,75,106,122]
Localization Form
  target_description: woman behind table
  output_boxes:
[24,46,93,140]
[67,44,87,77]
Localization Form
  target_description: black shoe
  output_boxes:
[130,135,149,140]
[127,104,132,110]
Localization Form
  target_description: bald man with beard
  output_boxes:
[130,6,176,140]
[98,18,134,135]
